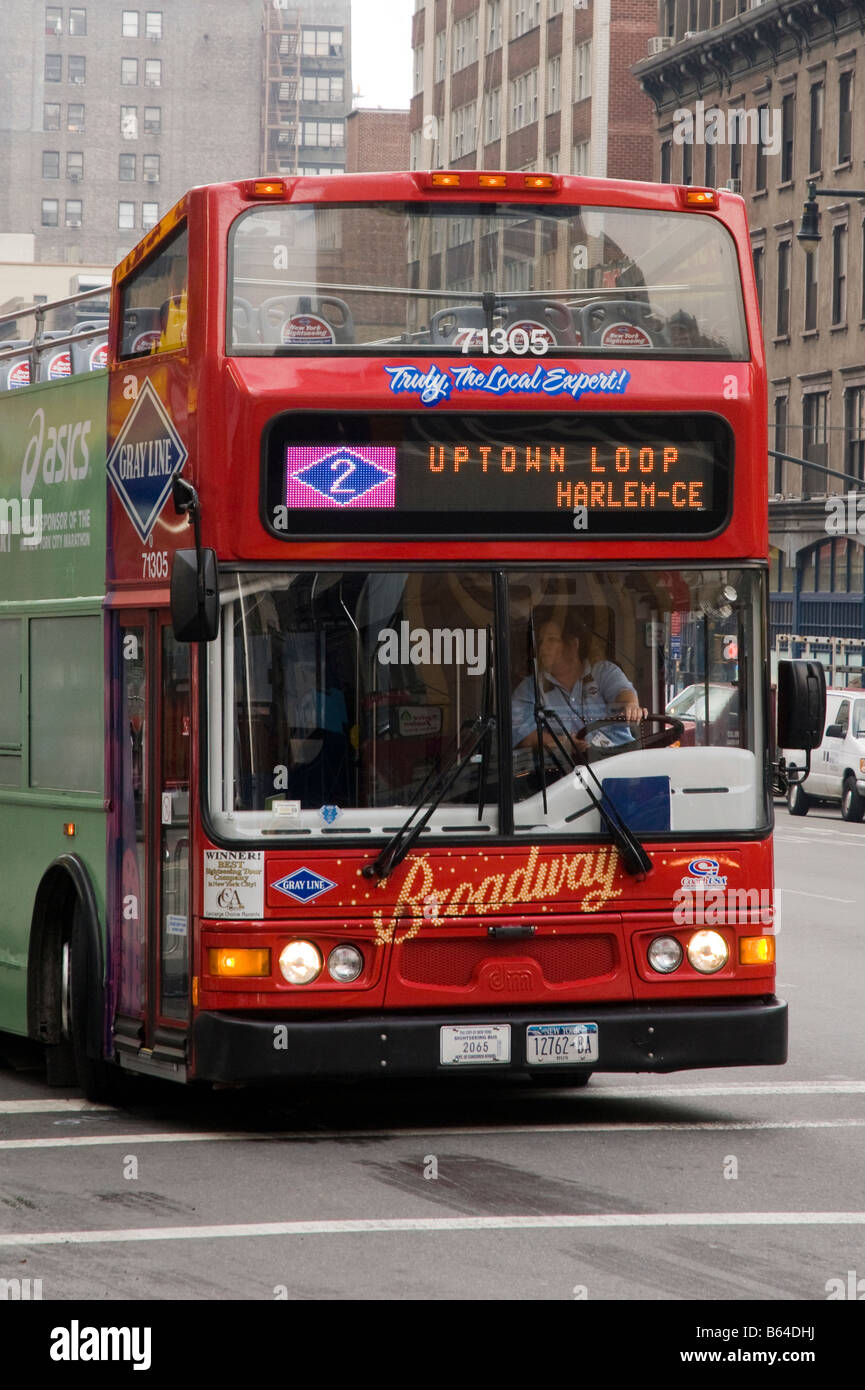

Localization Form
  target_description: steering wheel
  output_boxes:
[577,713,685,759]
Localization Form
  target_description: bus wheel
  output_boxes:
[787,782,810,816]
[61,913,127,1105]
[841,775,865,823]
[529,1072,592,1089]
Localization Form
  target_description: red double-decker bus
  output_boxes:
[1,171,823,1097]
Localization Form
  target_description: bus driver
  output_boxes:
[512,612,646,756]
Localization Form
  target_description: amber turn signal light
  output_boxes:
[208,947,271,977]
[739,936,775,965]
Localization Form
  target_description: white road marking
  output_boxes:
[1,1116,865,1151]
[0,1099,110,1115]
[3,1211,865,1247]
[780,889,856,903]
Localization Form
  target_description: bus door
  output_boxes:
[117,613,191,1067]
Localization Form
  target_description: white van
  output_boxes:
[786,687,865,820]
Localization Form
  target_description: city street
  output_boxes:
[0,807,862,1303]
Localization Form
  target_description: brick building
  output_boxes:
[0,0,352,270]
[635,0,865,679]
[345,109,410,173]
[409,0,657,181]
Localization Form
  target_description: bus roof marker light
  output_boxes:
[682,187,718,209]
[523,174,558,191]
[431,172,461,187]
[479,174,507,188]
[247,179,287,199]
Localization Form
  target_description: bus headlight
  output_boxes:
[687,930,729,974]
[278,940,322,985]
[327,944,364,982]
[647,936,684,973]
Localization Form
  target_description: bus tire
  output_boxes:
[63,906,127,1105]
[529,1071,592,1089]
[787,783,810,816]
[841,775,865,823]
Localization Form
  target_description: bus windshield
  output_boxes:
[208,566,767,842]
[228,201,748,357]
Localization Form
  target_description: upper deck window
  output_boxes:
[227,201,748,359]
[119,223,188,358]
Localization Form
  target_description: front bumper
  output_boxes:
[191,996,787,1083]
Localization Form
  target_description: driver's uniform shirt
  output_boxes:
[512,659,635,748]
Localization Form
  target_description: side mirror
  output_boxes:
[170,548,220,642]
[776,659,826,750]
[824,724,844,740]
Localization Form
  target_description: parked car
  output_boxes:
[785,686,865,821]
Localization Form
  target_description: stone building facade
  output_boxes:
[0,0,352,271]
[409,0,657,181]
[635,0,865,680]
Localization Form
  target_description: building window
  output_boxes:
[142,201,159,230]
[754,106,768,192]
[451,102,477,160]
[773,395,788,494]
[44,103,61,131]
[41,199,59,226]
[121,58,138,85]
[512,1,541,39]
[65,199,83,227]
[302,120,345,148]
[122,11,139,38]
[575,42,592,102]
[69,55,86,84]
[547,55,561,115]
[804,249,818,331]
[301,75,343,102]
[729,112,742,185]
[453,14,478,72]
[143,106,161,134]
[802,390,828,496]
[781,93,795,183]
[45,55,62,82]
[42,150,60,179]
[486,86,501,144]
[301,28,342,57]
[144,59,161,87]
[69,8,86,35]
[67,102,84,131]
[573,141,590,176]
[776,240,791,336]
[486,1,502,53]
[118,201,136,230]
[121,105,138,138]
[809,81,823,174]
[412,45,423,97]
[119,152,136,181]
[845,386,865,483]
[143,152,160,182]
[752,244,764,318]
[66,150,83,180]
[434,29,446,82]
[509,69,538,133]
[704,138,715,190]
[681,137,692,186]
[839,72,853,165]
[660,140,671,183]
[145,11,162,39]
[46,7,62,36]
[832,224,847,325]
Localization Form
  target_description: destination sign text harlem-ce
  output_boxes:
[263,412,733,539]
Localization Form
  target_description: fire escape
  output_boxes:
[261,3,302,174]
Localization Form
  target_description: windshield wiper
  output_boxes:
[362,709,496,882]
[526,612,651,878]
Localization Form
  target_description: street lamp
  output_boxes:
[797,178,865,250]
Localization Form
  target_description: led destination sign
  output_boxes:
[263,412,732,538]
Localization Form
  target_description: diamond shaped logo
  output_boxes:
[287,447,394,507]
[107,379,189,541]
[271,867,336,903]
